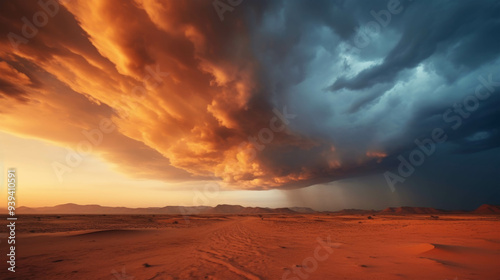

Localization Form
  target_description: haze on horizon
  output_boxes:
[1,0,499,211]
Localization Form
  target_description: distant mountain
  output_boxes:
[265,207,297,214]
[206,204,246,214]
[18,203,133,215]
[206,204,296,214]
[380,207,445,214]
[473,204,500,214]
[289,207,317,214]
[15,203,301,215]
[11,204,500,215]
[335,209,378,215]
[161,206,213,215]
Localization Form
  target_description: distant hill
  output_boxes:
[334,209,378,215]
[206,204,246,214]
[16,204,212,215]
[289,207,317,214]
[473,204,500,214]
[195,204,297,214]
[10,204,500,215]
[17,203,134,215]
[14,203,301,215]
[380,207,446,214]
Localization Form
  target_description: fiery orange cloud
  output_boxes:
[0,0,377,189]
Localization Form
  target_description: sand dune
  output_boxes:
[1,213,499,279]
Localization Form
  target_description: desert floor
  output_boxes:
[1,214,499,280]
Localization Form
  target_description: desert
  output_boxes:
[1,205,499,280]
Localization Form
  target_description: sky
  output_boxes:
[0,0,499,211]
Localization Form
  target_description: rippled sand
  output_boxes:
[1,214,499,279]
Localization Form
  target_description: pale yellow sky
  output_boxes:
[0,131,404,211]
[0,131,293,208]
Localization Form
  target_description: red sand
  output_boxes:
[1,214,499,279]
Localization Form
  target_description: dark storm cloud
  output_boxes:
[328,1,500,91]
[241,0,500,200]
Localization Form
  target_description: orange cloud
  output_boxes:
[0,0,370,189]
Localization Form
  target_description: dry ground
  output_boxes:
[0,214,499,280]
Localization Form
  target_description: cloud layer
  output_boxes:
[1,0,499,191]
